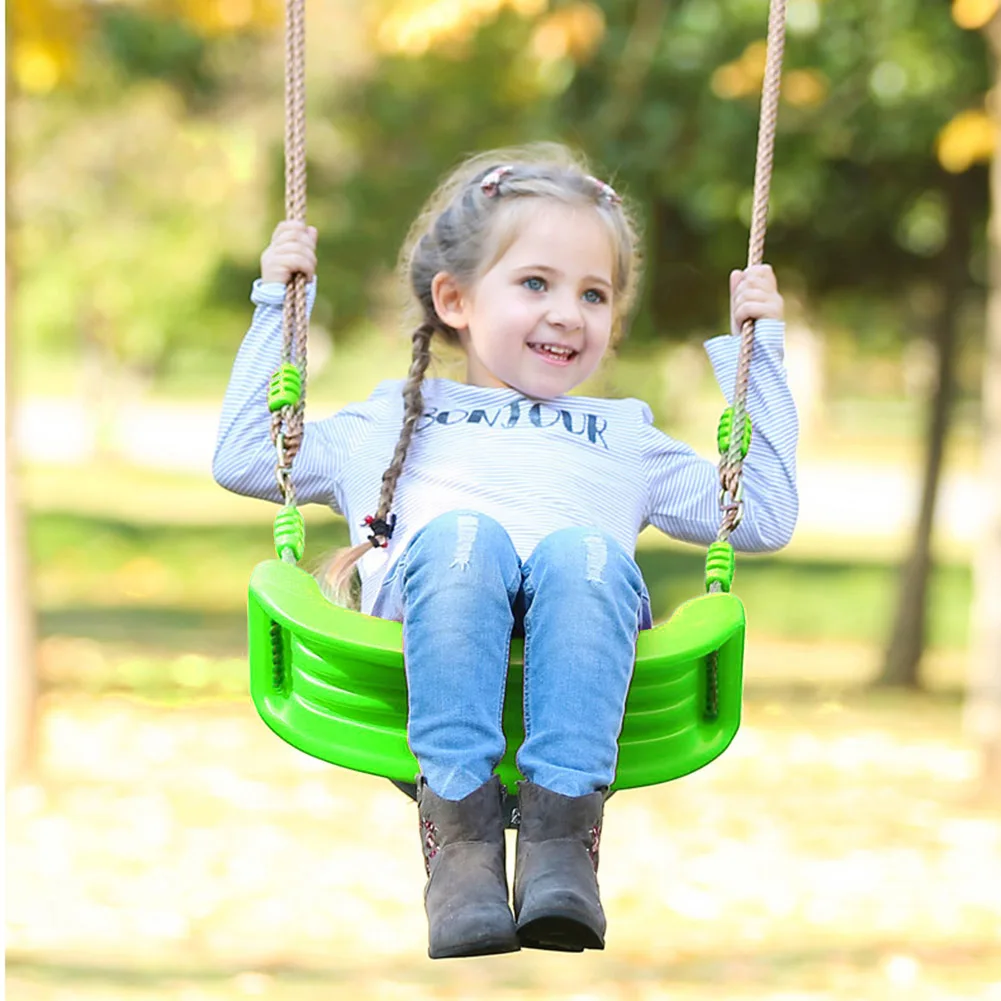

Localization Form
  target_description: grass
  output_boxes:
[25,505,971,704]
[16,440,973,708]
[7,689,1000,1001]
[27,510,972,647]
[11,461,997,1001]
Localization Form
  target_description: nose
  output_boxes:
[546,292,584,332]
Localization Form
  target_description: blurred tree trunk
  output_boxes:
[878,175,972,688]
[964,14,1001,801]
[5,447,39,780]
[5,100,40,780]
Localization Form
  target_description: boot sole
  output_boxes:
[430,931,521,959]
[517,915,604,952]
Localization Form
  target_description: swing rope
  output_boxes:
[270,0,788,569]
[715,0,787,555]
[271,0,308,529]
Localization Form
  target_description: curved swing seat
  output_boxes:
[248,558,745,793]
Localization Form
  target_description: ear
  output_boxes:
[431,271,470,330]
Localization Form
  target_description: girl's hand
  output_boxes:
[730,264,784,336]
[261,220,318,284]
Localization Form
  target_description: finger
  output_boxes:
[729,269,743,298]
[735,289,775,306]
[734,301,781,325]
[279,254,316,274]
[273,233,316,255]
[741,268,775,286]
[273,222,311,240]
[745,265,777,290]
[273,220,311,239]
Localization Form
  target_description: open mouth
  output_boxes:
[528,342,579,365]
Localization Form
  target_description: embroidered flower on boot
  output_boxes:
[422,819,439,874]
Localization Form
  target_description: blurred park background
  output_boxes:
[5,0,1001,998]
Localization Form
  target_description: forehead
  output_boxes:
[487,199,614,276]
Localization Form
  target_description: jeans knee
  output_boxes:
[408,510,518,578]
[530,527,641,590]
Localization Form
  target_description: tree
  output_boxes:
[959,0,1001,800]
[4,0,281,767]
[9,0,283,390]
[564,0,988,687]
[6,164,39,779]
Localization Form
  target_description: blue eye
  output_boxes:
[583,289,607,304]
[522,276,547,292]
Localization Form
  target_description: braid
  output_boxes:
[374,321,435,527]
[318,320,435,605]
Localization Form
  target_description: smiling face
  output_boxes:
[432,199,616,399]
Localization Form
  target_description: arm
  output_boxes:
[643,318,799,552]
[212,277,345,508]
[214,221,378,511]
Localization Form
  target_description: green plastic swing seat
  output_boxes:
[248,558,746,792]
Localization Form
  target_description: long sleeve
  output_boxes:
[642,319,799,552]
[212,279,376,512]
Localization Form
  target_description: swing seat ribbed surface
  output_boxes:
[247,559,745,791]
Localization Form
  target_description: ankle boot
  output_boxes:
[417,775,520,959]
[513,781,607,952]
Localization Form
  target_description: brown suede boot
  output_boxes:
[417,775,520,959]
[513,781,607,952]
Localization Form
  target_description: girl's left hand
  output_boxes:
[730,264,784,336]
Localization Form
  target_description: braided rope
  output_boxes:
[273,0,308,500]
[715,0,787,551]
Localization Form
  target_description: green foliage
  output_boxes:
[224,0,990,348]
[9,0,996,376]
[286,9,557,337]
[28,511,971,655]
[563,0,991,338]
[97,6,218,105]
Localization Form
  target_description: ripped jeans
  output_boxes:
[378,510,649,801]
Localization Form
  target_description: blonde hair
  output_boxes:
[320,142,643,604]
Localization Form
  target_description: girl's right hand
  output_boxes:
[261,220,318,284]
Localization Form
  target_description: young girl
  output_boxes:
[214,143,798,959]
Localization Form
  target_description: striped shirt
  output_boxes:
[213,280,799,616]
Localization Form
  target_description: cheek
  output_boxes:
[495,299,541,341]
[586,315,613,352]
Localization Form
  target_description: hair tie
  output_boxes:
[586,175,622,206]
[363,513,397,549]
[480,165,514,197]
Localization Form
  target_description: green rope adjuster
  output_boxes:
[705,540,736,593]
[274,505,306,563]
[268,363,302,413]
[718,407,752,458]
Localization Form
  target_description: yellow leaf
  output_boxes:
[9,0,91,92]
[952,0,1000,30]
[783,68,828,108]
[564,3,605,63]
[374,0,547,57]
[740,40,769,85]
[711,40,769,102]
[937,108,996,172]
[14,42,62,94]
[712,63,753,100]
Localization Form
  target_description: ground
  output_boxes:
[6,684,1001,1001]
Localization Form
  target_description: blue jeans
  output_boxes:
[380,510,649,800]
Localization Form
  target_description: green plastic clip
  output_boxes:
[268,363,302,413]
[705,540,736,593]
[717,408,752,459]
[274,505,305,563]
